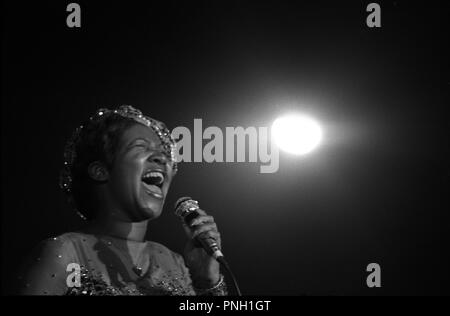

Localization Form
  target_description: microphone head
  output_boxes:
[174,197,199,218]
[174,196,192,210]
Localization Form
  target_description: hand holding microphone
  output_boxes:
[175,197,222,288]
[175,197,242,295]
[175,197,224,259]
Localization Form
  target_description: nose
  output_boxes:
[147,151,169,166]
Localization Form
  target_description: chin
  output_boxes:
[134,187,168,220]
[138,201,164,220]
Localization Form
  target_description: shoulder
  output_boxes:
[32,233,81,259]
[51,231,92,243]
[22,232,91,277]
[16,232,84,295]
[33,232,95,256]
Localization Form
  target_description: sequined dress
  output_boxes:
[17,232,227,296]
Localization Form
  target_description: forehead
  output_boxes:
[118,123,161,147]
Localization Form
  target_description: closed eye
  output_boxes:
[127,138,165,155]
[128,139,152,151]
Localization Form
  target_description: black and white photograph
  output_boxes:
[1,0,449,300]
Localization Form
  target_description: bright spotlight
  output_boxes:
[272,114,323,155]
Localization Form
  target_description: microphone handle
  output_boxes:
[185,211,224,259]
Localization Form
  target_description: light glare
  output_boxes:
[272,114,323,155]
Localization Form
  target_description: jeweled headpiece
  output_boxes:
[59,105,177,219]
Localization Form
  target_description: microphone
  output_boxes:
[174,197,224,260]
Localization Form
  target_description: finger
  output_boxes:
[196,231,222,246]
[197,229,221,240]
[201,231,221,242]
[195,208,208,216]
[191,223,218,239]
[190,215,215,227]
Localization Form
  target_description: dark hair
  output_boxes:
[69,115,138,220]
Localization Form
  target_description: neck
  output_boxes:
[87,217,149,242]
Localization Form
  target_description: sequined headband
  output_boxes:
[59,105,178,217]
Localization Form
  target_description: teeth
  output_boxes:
[142,171,165,185]
[143,171,163,178]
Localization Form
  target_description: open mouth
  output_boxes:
[141,170,165,199]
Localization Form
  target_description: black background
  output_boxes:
[1,0,449,295]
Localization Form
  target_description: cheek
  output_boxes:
[110,160,143,187]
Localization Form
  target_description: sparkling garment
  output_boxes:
[17,232,226,296]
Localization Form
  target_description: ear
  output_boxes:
[87,161,109,182]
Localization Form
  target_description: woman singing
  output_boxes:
[17,105,227,295]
